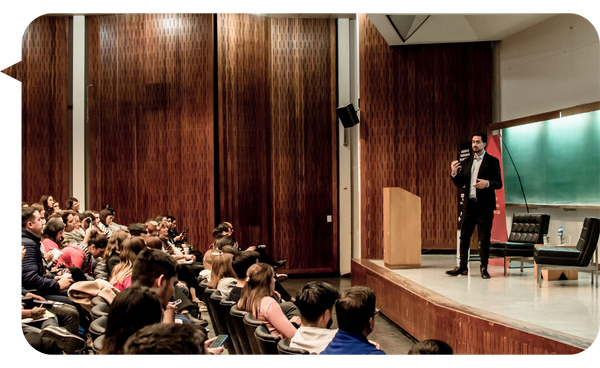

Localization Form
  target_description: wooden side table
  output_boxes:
[534,244,579,281]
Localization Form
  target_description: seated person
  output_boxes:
[102,229,131,276]
[40,218,88,282]
[321,286,385,355]
[63,212,85,244]
[290,281,340,354]
[237,263,301,341]
[206,252,237,297]
[128,223,149,238]
[207,224,230,251]
[228,250,260,303]
[109,237,147,291]
[100,286,164,354]
[70,228,109,278]
[408,339,453,355]
[22,207,73,302]
[124,323,224,355]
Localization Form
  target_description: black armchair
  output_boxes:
[254,325,281,354]
[277,339,310,355]
[534,217,599,288]
[489,213,550,276]
[230,305,254,355]
[220,298,243,354]
[243,312,266,355]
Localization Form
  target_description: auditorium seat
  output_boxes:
[254,324,280,354]
[243,312,266,354]
[89,315,107,341]
[219,298,243,354]
[230,305,254,355]
[534,217,599,288]
[277,339,310,355]
[208,290,236,354]
[489,213,550,276]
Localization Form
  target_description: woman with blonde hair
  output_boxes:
[102,229,131,276]
[238,263,301,340]
[109,237,147,291]
[206,252,237,296]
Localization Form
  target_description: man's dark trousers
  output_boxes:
[459,198,494,269]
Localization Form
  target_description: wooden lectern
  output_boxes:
[383,187,421,269]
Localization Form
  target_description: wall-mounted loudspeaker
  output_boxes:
[337,103,359,128]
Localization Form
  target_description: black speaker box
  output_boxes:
[337,103,359,128]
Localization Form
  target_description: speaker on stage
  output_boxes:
[337,103,360,128]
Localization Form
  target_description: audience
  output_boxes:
[22,206,74,301]
[237,263,301,341]
[206,252,237,297]
[65,197,80,213]
[109,237,147,291]
[124,324,213,354]
[102,229,131,276]
[75,228,109,278]
[290,281,340,354]
[39,194,54,219]
[227,250,260,303]
[97,207,114,238]
[408,339,454,355]
[21,196,404,356]
[321,286,385,355]
[100,286,164,354]
[63,212,85,244]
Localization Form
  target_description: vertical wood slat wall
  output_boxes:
[11,14,337,272]
[86,14,215,247]
[218,15,338,273]
[3,16,70,207]
[359,14,492,258]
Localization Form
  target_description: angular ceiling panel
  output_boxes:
[367,13,557,46]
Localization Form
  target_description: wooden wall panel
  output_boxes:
[87,14,214,247]
[3,16,70,207]
[359,14,492,258]
[218,15,337,273]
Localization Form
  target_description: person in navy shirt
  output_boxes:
[321,286,385,355]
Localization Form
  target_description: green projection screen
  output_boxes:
[501,110,600,206]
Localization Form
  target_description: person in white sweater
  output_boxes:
[290,281,340,354]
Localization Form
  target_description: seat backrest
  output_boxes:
[230,305,254,355]
[255,325,281,354]
[508,213,550,243]
[243,312,266,355]
[208,290,236,354]
[575,217,600,266]
[219,298,243,355]
[90,302,109,321]
[203,288,219,333]
[277,338,310,355]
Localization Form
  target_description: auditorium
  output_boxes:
[4,2,599,361]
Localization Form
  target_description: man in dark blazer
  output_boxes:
[446,132,502,279]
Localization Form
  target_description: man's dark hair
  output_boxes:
[294,281,340,324]
[471,132,487,144]
[335,286,376,334]
[22,206,38,229]
[80,211,95,224]
[408,339,453,355]
[128,223,148,237]
[131,248,178,287]
[232,250,260,279]
[212,225,229,238]
[124,323,208,354]
[214,234,236,250]
[167,215,176,221]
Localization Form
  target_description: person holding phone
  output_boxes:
[446,132,503,279]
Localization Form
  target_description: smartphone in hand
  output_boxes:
[209,335,228,348]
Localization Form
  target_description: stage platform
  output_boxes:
[351,255,598,354]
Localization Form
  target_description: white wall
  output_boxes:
[498,14,600,121]
[498,13,600,241]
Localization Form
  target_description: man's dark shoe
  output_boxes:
[273,260,286,270]
[480,267,491,279]
[445,267,468,276]
[185,313,209,327]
